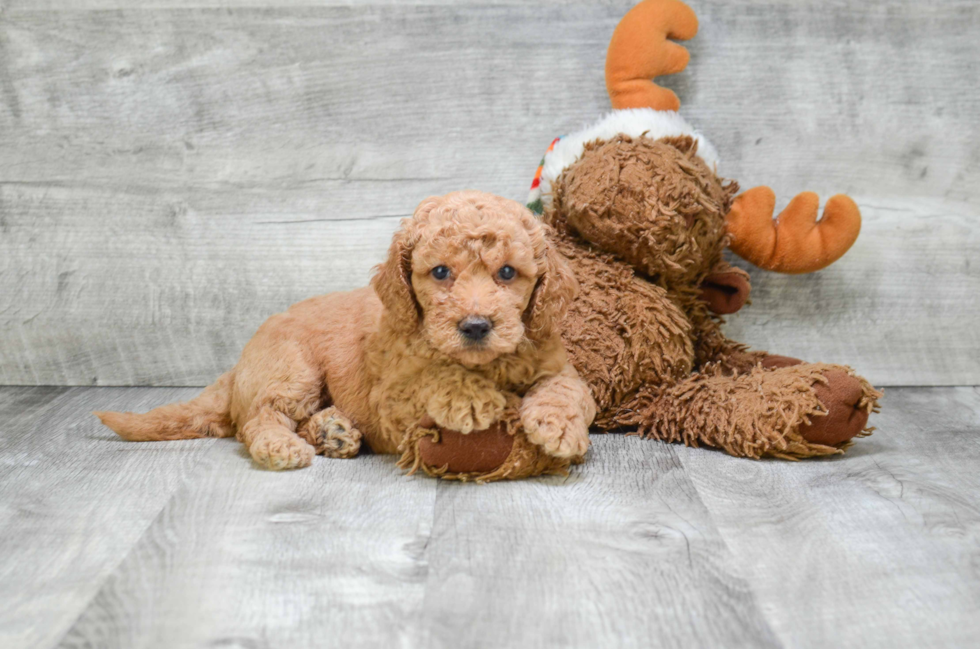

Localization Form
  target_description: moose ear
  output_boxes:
[523,238,578,343]
[371,196,441,334]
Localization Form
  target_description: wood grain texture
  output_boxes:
[58,438,438,648]
[3,0,616,9]
[676,386,980,648]
[0,386,212,649]
[414,439,780,648]
[2,386,979,648]
[30,386,780,649]
[0,0,978,386]
[725,197,980,385]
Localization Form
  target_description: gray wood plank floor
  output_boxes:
[2,386,977,649]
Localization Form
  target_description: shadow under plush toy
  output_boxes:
[415,0,882,474]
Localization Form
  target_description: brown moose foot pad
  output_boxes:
[417,422,515,475]
[299,406,362,459]
[799,369,873,447]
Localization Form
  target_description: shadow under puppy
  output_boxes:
[96,191,595,481]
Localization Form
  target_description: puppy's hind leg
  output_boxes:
[239,405,316,470]
[234,338,323,470]
[298,406,363,459]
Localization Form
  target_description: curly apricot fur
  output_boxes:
[96,191,595,477]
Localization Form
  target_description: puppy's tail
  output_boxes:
[94,372,235,441]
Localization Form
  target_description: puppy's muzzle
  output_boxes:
[458,316,493,342]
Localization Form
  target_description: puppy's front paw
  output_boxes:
[250,429,315,470]
[521,406,590,459]
[427,382,506,434]
[299,407,362,459]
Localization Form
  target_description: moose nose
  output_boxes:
[458,316,493,342]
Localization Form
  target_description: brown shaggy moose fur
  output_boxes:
[96,191,596,480]
[545,134,881,459]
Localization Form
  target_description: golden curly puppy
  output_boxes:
[96,191,595,472]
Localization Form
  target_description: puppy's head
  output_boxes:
[372,191,576,367]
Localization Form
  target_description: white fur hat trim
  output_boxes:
[531,108,719,210]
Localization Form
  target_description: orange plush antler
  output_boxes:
[726,187,862,274]
[605,0,699,111]
[605,1,862,272]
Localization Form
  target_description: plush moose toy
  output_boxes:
[413,0,881,477]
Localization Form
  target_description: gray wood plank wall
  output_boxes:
[1,0,978,387]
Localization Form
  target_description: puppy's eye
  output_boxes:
[431,265,451,281]
[497,265,516,281]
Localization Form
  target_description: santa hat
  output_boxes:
[528,0,706,213]
[527,109,719,213]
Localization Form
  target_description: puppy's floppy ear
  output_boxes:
[371,196,440,335]
[523,234,578,343]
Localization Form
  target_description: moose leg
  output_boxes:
[638,363,881,459]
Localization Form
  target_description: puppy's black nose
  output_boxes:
[458,316,493,342]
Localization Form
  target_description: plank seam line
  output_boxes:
[47,438,219,649]
[670,443,788,649]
